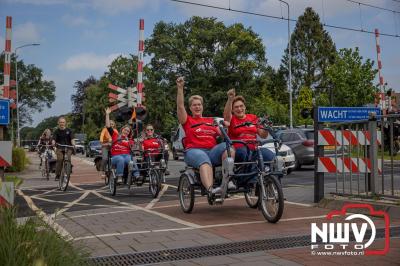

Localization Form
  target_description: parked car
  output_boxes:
[73,138,85,154]
[85,140,102,157]
[261,135,296,174]
[276,128,314,169]
[171,125,185,160]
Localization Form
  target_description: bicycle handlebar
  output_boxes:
[56,144,75,148]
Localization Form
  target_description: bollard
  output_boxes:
[314,108,325,203]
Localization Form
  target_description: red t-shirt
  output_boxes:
[228,114,259,150]
[143,137,161,151]
[110,130,134,156]
[182,116,219,149]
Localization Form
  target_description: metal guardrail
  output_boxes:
[314,113,400,202]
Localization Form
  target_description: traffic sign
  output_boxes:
[318,107,381,122]
[0,99,10,125]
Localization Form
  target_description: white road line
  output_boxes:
[73,215,328,241]
[285,201,314,207]
[36,187,60,196]
[145,185,169,209]
[57,208,138,221]
[16,189,73,241]
[91,190,201,228]
[69,182,84,191]
[51,191,91,219]
[30,195,121,209]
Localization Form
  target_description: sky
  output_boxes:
[1,0,399,127]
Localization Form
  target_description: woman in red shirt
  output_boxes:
[223,89,275,163]
[176,77,230,194]
[105,107,139,179]
[142,124,169,173]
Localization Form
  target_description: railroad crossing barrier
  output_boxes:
[314,109,400,203]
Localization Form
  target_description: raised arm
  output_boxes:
[223,88,235,123]
[176,77,187,125]
[105,107,111,128]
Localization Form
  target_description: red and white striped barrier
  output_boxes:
[1,16,12,101]
[318,129,381,146]
[136,19,144,107]
[318,157,382,174]
[375,29,384,88]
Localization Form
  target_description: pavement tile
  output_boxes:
[161,240,200,249]
[188,255,240,265]
[129,242,167,252]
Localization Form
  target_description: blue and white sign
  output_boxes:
[0,99,10,125]
[318,107,381,122]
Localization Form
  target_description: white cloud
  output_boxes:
[59,52,122,71]
[61,14,90,27]
[13,22,42,45]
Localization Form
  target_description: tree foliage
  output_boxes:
[281,7,336,98]
[326,47,378,106]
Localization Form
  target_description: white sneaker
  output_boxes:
[228,181,237,190]
[211,187,222,194]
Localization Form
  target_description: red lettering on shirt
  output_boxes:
[182,116,219,149]
[228,114,259,150]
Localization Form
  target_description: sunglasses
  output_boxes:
[146,129,154,131]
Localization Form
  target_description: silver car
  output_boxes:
[276,128,314,169]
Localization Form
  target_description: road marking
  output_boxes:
[16,189,73,241]
[69,182,85,191]
[30,195,121,208]
[91,190,201,228]
[56,208,138,221]
[285,201,313,207]
[73,215,328,241]
[51,191,90,219]
[145,184,169,209]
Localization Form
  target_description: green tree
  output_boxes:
[145,16,270,135]
[326,47,378,106]
[70,76,97,132]
[294,86,313,126]
[281,7,336,98]
[0,53,56,140]
[250,88,289,125]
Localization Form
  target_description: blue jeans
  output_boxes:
[235,147,276,163]
[111,154,139,177]
[184,142,227,168]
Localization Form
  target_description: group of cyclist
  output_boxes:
[37,116,75,180]
[36,76,276,197]
[176,77,276,197]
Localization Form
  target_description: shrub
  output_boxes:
[0,207,91,266]
[7,148,28,172]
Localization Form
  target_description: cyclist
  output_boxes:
[142,124,170,175]
[100,119,118,172]
[223,88,275,163]
[105,107,140,181]
[37,128,52,168]
[52,117,75,180]
[176,77,232,196]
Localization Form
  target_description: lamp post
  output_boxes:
[15,43,40,146]
[277,0,292,128]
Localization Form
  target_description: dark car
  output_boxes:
[85,140,102,157]
[276,128,315,169]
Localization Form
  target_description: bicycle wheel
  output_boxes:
[109,169,117,196]
[178,173,194,213]
[244,183,259,209]
[259,174,284,223]
[149,169,161,198]
[45,159,50,180]
[104,161,111,185]
[59,160,71,191]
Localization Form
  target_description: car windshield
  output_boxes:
[304,131,314,140]
[91,141,101,146]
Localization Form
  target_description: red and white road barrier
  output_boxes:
[1,16,12,100]
[318,157,382,174]
[318,129,381,146]
[136,19,144,107]
[375,29,384,88]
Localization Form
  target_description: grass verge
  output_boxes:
[0,207,92,266]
